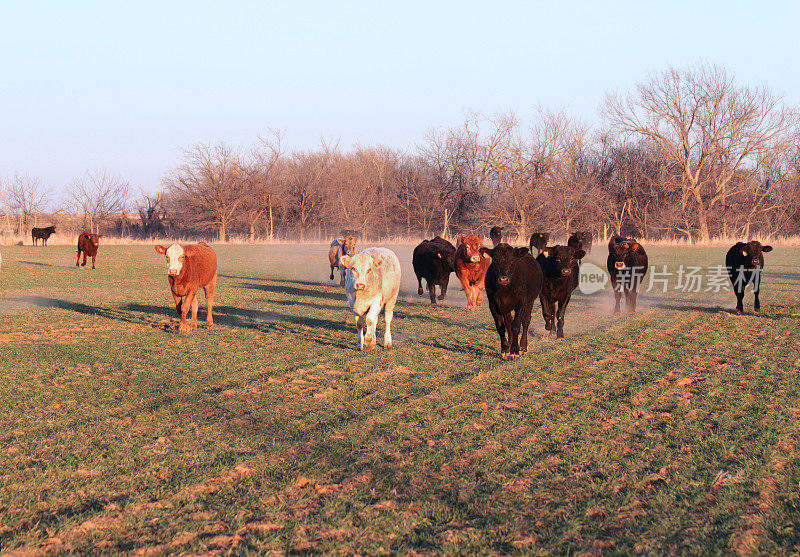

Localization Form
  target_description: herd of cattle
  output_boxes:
[26,225,773,357]
[330,230,773,357]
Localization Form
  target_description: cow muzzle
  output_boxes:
[615,261,626,270]
[470,255,480,263]
[355,283,366,291]
[561,268,572,276]
[752,259,760,267]
[168,269,179,276]
[498,276,510,286]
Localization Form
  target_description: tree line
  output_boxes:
[3,64,800,244]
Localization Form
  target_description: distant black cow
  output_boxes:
[489,226,504,247]
[568,231,593,254]
[481,243,543,358]
[726,241,773,313]
[537,245,585,339]
[32,226,56,246]
[529,232,549,255]
[412,236,456,305]
[607,236,649,314]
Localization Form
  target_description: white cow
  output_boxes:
[339,247,401,351]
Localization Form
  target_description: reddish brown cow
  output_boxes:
[154,242,218,333]
[76,232,103,269]
[455,234,491,310]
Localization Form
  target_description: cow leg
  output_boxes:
[753,285,761,312]
[76,250,81,267]
[383,287,399,348]
[556,294,572,339]
[540,295,555,335]
[439,277,449,300]
[427,279,437,305]
[179,291,197,333]
[82,252,87,267]
[458,274,474,310]
[520,300,534,355]
[613,288,622,314]
[627,289,637,313]
[190,296,199,331]
[361,301,381,351]
[339,265,347,287]
[417,275,424,297]
[173,293,183,317]
[356,314,366,350]
[490,305,509,358]
[509,309,522,356]
[734,287,745,314]
[204,276,216,329]
[475,280,485,308]
[91,254,96,269]
[330,264,335,281]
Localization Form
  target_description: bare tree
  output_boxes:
[239,130,285,241]
[8,174,52,237]
[68,170,128,234]
[135,191,169,237]
[604,63,797,242]
[163,142,247,241]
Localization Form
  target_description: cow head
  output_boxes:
[87,233,102,247]
[740,241,773,267]
[610,239,642,270]
[489,226,503,246]
[540,245,585,278]
[481,244,529,286]
[529,233,549,252]
[155,243,197,276]
[340,252,383,294]
[458,234,487,264]
[342,236,357,257]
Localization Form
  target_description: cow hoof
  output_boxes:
[510,353,521,359]
[754,307,760,312]
[178,325,191,334]
[500,352,510,360]
[206,321,213,329]
[418,287,424,296]
[384,341,392,349]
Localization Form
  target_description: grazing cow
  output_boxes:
[32,226,56,246]
[154,242,218,333]
[328,236,357,285]
[76,232,103,269]
[529,232,550,255]
[607,236,649,314]
[489,226,504,247]
[481,243,543,358]
[537,245,585,338]
[340,247,401,351]
[726,241,773,314]
[412,236,456,305]
[455,234,492,311]
[568,231,593,254]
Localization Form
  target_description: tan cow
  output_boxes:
[154,242,218,334]
[328,236,357,286]
[339,247,401,351]
[455,234,491,310]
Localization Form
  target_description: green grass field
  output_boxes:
[1,243,800,554]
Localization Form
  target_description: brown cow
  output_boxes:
[76,232,103,269]
[455,234,491,311]
[154,242,218,333]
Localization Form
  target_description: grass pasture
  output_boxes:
[1,243,800,554]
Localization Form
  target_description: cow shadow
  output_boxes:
[239,280,344,301]
[20,260,74,269]
[659,302,788,320]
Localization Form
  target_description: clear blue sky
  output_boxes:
[1,1,798,201]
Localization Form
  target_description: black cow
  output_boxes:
[480,243,543,358]
[32,226,56,246]
[412,236,456,305]
[537,245,585,339]
[529,232,549,255]
[489,226,504,247]
[726,241,773,313]
[568,231,593,254]
[607,236,648,314]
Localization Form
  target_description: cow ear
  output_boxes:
[741,249,749,257]
[631,243,640,251]
[479,247,492,258]
[340,255,353,268]
[184,245,198,257]
[373,257,383,268]
[574,249,586,260]
[542,248,550,258]
[337,237,345,244]
[762,245,773,252]
[437,252,442,258]
[458,235,466,245]
[514,247,530,257]
[98,234,103,239]
[155,245,166,255]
